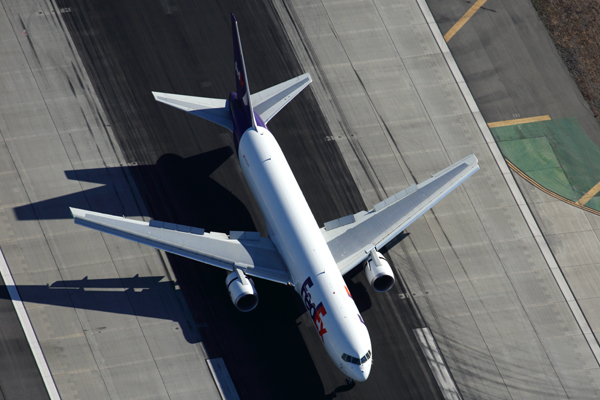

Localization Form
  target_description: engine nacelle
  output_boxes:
[226,269,259,312]
[364,250,395,292]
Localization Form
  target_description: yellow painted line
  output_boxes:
[577,181,600,206]
[444,0,487,42]
[487,115,551,128]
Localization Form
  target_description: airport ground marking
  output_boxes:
[577,180,600,206]
[0,249,61,399]
[415,328,462,400]
[487,115,551,128]
[444,0,487,42]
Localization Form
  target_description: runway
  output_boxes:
[3,0,600,398]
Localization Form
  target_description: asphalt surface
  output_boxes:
[0,285,49,400]
[55,0,443,398]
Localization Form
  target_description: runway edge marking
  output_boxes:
[415,328,461,400]
[206,358,241,400]
[416,0,600,366]
[0,249,61,399]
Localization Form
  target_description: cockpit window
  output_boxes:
[342,350,372,365]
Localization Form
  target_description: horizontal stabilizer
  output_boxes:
[70,208,291,284]
[251,73,312,124]
[322,154,479,275]
[152,92,233,132]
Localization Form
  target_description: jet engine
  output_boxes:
[226,269,259,312]
[364,250,395,292]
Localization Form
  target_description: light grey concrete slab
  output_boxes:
[354,58,415,92]
[404,53,456,87]
[509,270,565,307]
[0,171,39,208]
[525,302,582,340]
[458,276,521,314]
[417,82,471,118]
[157,354,221,397]
[385,117,442,154]
[493,237,551,274]
[102,361,169,399]
[417,292,472,320]
[53,369,111,400]
[324,1,384,35]
[555,368,600,400]
[403,147,454,175]
[431,112,486,150]
[462,173,518,211]
[387,24,440,58]
[428,316,512,400]
[403,248,456,286]
[473,307,537,344]
[378,0,428,27]
[562,264,600,300]
[426,210,488,249]
[486,338,567,399]
[338,29,398,64]
[40,334,97,375]
[371,86,431,125]
[477,205,534,242]
[47,231,113,270]
[546,231,600,268]
[543,334,599,371]
[2,236,58,275]
[7,135,69,171]
[25,304,82,342]
[89,327,154,369]
[530,201,594,235]
[141,321,200,360]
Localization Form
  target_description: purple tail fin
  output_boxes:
[231,14,256,129]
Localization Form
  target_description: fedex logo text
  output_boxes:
[301,277,327,342]
[235,62,244,87]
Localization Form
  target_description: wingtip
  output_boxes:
[69,207,85,219]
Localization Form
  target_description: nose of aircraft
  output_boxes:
[348,360,371,382]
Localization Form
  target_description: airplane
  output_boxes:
[70,14,479,382]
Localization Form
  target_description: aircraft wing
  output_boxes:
[322,154,479,275]
[251,73,312,124]
[70,208,292,285]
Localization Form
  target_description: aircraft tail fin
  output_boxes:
[231,13,257,129]
[152,15,311,132]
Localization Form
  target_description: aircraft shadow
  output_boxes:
[0,275,201,343]
[13,146,255,234]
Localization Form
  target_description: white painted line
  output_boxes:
[416,0,600,367]
[0,249,61,399]
[207,358,240,400]
[415,328,461,400]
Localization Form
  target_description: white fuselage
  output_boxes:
[238,126,372,381]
